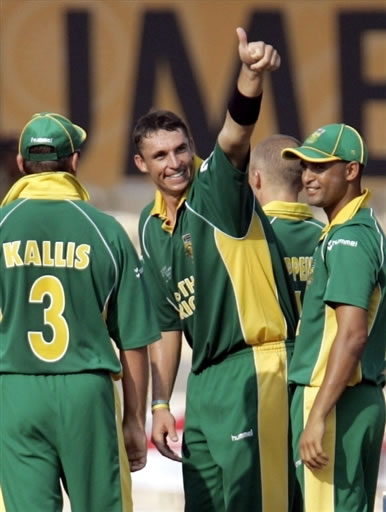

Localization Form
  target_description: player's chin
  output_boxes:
[305,191,322,207]
[165,177,190,194]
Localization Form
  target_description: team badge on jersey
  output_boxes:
[182,233,193,258]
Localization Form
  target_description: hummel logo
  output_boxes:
[199,152,213,173]
[161,265,172,283]
[231,429,253,442]
[327,238,358,251]
[134,266,143,278]
[31,137,53,144]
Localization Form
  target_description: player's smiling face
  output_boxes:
[301,159,351,220]
[134,128,195,200]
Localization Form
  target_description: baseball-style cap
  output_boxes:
[281,123,368,165]
[19,112,87,161]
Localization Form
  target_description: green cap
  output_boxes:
[19,112,87,161]
[281,123,367,165]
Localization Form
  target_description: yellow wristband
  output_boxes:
[151,403,170,413]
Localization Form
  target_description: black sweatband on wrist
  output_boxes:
[228,88,262,126]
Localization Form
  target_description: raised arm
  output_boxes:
[218,27,280,170]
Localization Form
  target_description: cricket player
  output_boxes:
[283,123,386,512]
[134,29,299,511]
[0,112,160,511]
[249,134,324,312]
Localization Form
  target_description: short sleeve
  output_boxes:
[323,225,379,309]
[107,227,161,349]
[187,143,254,237]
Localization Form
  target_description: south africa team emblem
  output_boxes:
[182,233,193,258]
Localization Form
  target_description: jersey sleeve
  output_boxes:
[187,143,254,238]
[323,225,380,309]
[106,226,161,350]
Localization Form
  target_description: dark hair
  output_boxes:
[23,145,74,174]
[133,109,191,155]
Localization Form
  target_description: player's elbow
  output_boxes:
[346,326,368,359]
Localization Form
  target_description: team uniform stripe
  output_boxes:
[214,212,287,344]
[113,382,133,512]
[310,304,362,387]
[303,387,336,512]
[253,342,289,511]
[141,214,153,258]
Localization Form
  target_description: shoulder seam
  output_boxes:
[185,196,255,240]
[0,198,29,227]
[67,200,119,289]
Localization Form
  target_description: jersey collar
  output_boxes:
[150,188,188,233]
[1,172,90,206]
[320,189,370,239]
[263,200,314,220]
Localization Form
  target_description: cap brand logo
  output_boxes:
[306,128,325,144]
[30,137,53,144]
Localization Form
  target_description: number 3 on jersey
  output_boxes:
[28,275,69,362]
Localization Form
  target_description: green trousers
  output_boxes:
[182,343,296,511]
[0,372,132,512]
[291,383,385,512]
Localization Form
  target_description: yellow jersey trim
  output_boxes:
[253,342,289,511]
[303,387,335,511]
[1,172,90,206]
[215,211,287,344]
[263,201,314,220]
[320,189,370,240]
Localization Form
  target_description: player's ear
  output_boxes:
[249,168,261,190]
[16,153,26,175]
[345,161,360,182]
[134,154,148,174]
[69,152,79,175]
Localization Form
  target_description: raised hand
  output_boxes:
[236,27,281,74]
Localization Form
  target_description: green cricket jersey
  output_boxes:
[0,172,160,375]
[289,190,386,387]
[139,143,298,374]
[263,201,324,312]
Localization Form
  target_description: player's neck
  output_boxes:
[162,192,183,226]
[258,188,298,206]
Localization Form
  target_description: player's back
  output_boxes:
[0,198,127,375]
[263,201,324,312]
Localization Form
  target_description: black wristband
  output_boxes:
[228,88,262,126]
